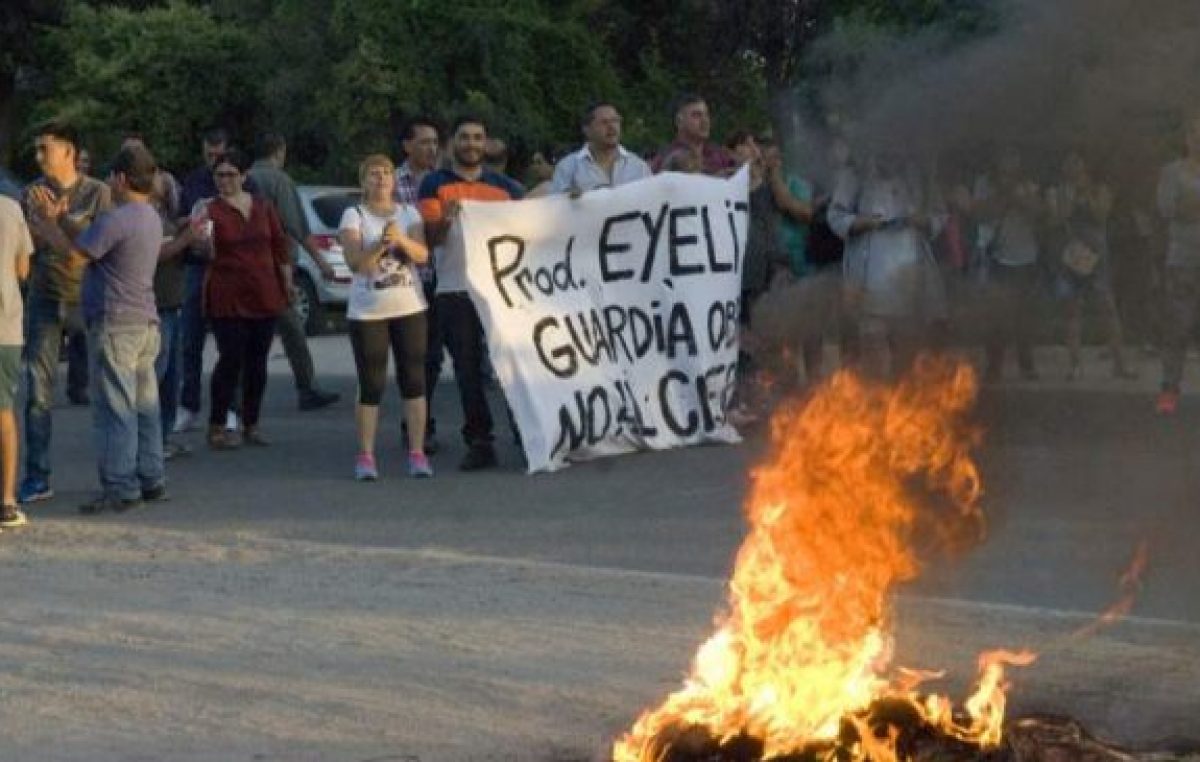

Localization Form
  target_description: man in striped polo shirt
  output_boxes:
[418,115,523,471]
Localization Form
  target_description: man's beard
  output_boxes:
[455,152,482,168]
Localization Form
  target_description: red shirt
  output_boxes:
[204,196,289,319]
[650,139,736,176]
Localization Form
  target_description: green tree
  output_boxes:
[34,0,261,172]
[295,0,622,179]
[0,0,67,164]
[14,0,998,181]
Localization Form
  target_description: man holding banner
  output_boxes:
[457,164,750,472]
[418,116,524,471]
[550,102,651,195]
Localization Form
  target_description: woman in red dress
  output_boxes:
[194,148,291,449]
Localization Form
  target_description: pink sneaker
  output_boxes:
[407,450,434,478]
[354,452,378,481]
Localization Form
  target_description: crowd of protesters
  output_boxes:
[1,94,1199,530]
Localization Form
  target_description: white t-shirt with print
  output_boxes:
[338,204,427,321]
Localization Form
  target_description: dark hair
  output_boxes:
[211,147,251,174]
[255,131,287,159]
[111,144,158,194]
[671,93,706,118]
[202,127,230,147]
[451,114,487,137]
[402,115,441,142]
[35,119,81,152]
[581,100,617,127]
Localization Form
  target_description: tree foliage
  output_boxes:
[4,0,993,181]
[32,1,259,171]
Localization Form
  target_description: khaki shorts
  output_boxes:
[0,345,20,411]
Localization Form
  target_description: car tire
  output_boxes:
[295,272,325,336]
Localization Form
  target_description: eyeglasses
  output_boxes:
[213,171,240,178]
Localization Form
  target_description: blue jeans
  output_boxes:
[23,293,86,482]
[88,321,164,500]
[156,307,182,440]
[180,264,208,413]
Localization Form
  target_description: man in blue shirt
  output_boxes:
[30,144,166,514]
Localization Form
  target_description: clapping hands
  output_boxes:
[28,186,67,223]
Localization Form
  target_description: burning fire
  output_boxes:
[613,358,1037,762]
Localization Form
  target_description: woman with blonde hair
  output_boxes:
[338,154,432,480]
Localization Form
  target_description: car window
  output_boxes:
[308,191,363,230]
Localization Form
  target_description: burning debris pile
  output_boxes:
[610,358,1195,762]
[614,712,1200,762]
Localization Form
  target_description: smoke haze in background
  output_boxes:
[788,0,1200,191]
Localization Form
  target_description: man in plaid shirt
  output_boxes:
[394,117,444,453]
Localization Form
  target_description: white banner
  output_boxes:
[458,168,749,472]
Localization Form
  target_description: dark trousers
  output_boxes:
[984,262,1039,375]
[276,301,316,396]
[180,264,208,413]
[209,317,276,428]
[155,307,182,440]
[67,329,88,399]
[437,292,493,447]
[348,313,428,404]
[423,281,443,435]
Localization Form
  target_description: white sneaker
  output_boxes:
[173,407,197,434]
[226,410,239,432]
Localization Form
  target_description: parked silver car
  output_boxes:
[293,185,361,334]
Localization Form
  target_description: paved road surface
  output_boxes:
[1,336,1195,759]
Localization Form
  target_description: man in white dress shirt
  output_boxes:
[550,102,651,195]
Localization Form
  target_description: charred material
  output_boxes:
[635,709,1200,762]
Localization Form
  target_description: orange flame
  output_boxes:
[613,358,1034,761]
[1068,539,1149,642]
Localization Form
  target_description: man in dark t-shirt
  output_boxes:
[29,144,166,514]
[19,121,112,505]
